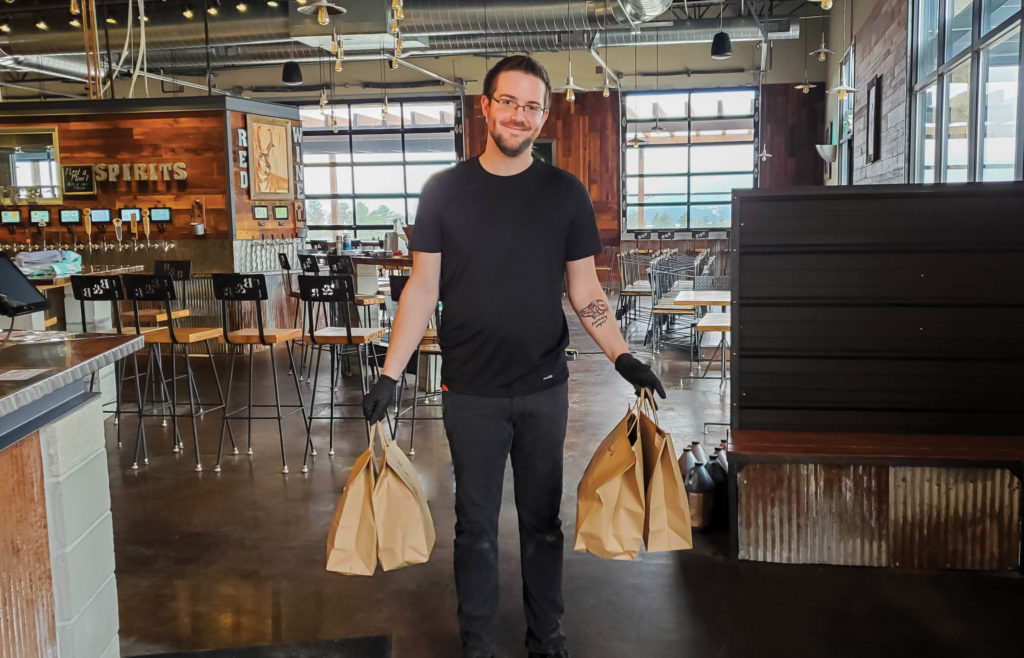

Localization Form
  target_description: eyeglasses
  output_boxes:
[488,95,546,119]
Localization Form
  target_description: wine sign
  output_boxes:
[62,165,96,195]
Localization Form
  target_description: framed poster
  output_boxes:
[61,165,96,195]
[247,114,294,200]
[866,75,882,163]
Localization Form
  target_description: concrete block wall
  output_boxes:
[853,0,909,185]
[38,397,120,658]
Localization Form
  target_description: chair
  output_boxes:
[212,273,309,474]
[122,273,228,472]
[278,252,305,376]
[120,259,192,327]
[70,274,148,456]
[327,253,388,375]
[388,274,442,456]
[298,274,387,472]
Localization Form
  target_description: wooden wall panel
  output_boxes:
[229,111,302,241]
[758,83,827,188]
[465,91,621,256]
[0,111,231,242]
[0,432,58,658]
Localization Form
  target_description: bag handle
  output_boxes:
[634,387,660,425]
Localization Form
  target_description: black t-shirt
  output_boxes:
[409,156,601,396]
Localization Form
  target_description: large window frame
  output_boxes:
[621,88,757,234]
[300,97,463,239]
[910,0,1024,182]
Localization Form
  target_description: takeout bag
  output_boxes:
[574,406,647,560]
[326,431,378,576]
[636,391,693,552]
[372,423,436,571]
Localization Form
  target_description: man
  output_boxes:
[363,55,665,658]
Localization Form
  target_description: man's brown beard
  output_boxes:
[489,123,536,158]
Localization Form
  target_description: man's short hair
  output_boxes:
[482,55,551,109]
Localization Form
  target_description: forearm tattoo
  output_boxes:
[580,299,609,328]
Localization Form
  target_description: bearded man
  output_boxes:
[363,55,665,658]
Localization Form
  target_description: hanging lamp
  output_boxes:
[827,0,857,100]
[795,4,817,94]
[625,32,647,148]
[810,32,833,62]
[298,1,346,27]
[281,61,303,85]
[553,37,587,103]
[711,1,731,60]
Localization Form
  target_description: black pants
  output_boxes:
[442,380,569,658]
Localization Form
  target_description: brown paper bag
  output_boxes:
[636,391,693,552]
[326,431,378,576]
[574,408,646,560]
[372,423,436,571]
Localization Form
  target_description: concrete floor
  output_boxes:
[109,310,1024,658]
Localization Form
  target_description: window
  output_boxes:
[911,1,1023,182]
[837,49,856,185]
[301,99,461,239]
[978,27,1021,179]
[623,89,755,232]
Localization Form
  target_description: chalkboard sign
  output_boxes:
[62,165,96,196]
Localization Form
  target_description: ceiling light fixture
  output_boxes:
[810,0,833,10]
[207,0,219,16]
[554,38,586,103]
[236,1,248,12]
[795,3,817,95]
[711,1,731,60]
[297,1,345,27]
[281,60,303,85]
[183,5,194,18]
[0,22,10,33]
[810,32,832,62]
[35,19,48,29]
[105,12,116,24]
[266,0,279,6]
[827,0,858,100]
[69,15,81,27]
[626,31,647,148]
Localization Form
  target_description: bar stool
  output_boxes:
[122,273,228,472]
[212,273,309,474]
[298,274,387,472]
[278,253,304,374]
[387,274,442,456]
[70,274,147,456]
[326,254,386,380]
[295,254,323,380]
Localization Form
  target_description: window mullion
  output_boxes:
[967,50,981,181]
[1017,22,1024,180]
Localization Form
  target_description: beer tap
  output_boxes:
[142,208,152,250]
[83,208,93,253]
[129,210,139,251]
[112,215,124,251]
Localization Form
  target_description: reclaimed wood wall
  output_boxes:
[0,111,232,243]
[0,433,58,658]
[464,92,621,251]
[758,83,827,188]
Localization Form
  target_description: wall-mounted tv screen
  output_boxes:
[30,209,51,224]
[60,209,82,224]
[150,207,172,222]
[90,209,112,223]
[1,210,20,224]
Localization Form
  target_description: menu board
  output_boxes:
[150,207,172,222]
[90,209,111,223]
[1,210,19,224]
[30,209,51,224]
[60,209,81,224]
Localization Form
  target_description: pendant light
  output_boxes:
[554,34,586,103]
[794,3,817,94]
[298,0,346,27]
[756,73,772,163]
[625,31,648,149]
[380,50,389,123]
[827,0,857,100]
[710,1,731,60]
[810,32,833,63]
[809,0,833,10]
[281,61,303,85]
[649,32,667,136]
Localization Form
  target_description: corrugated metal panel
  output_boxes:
[737,463,1022,571]
[890,467,1021,572]
[737,463,889,566]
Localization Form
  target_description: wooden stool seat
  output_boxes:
[219,328,302,344]
[43,316,58,328]
[96,326,162,335]
[143,327,222,345]
[419,343,442,355]
[304,326,387,345]
[697,312,731,332]
[421,328,439,344]
[354,295,386,306]
[119,308,190,324]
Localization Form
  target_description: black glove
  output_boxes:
[615,353,666,399]
[362,375,398,423]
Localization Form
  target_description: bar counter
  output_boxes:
[1,332,142,658]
